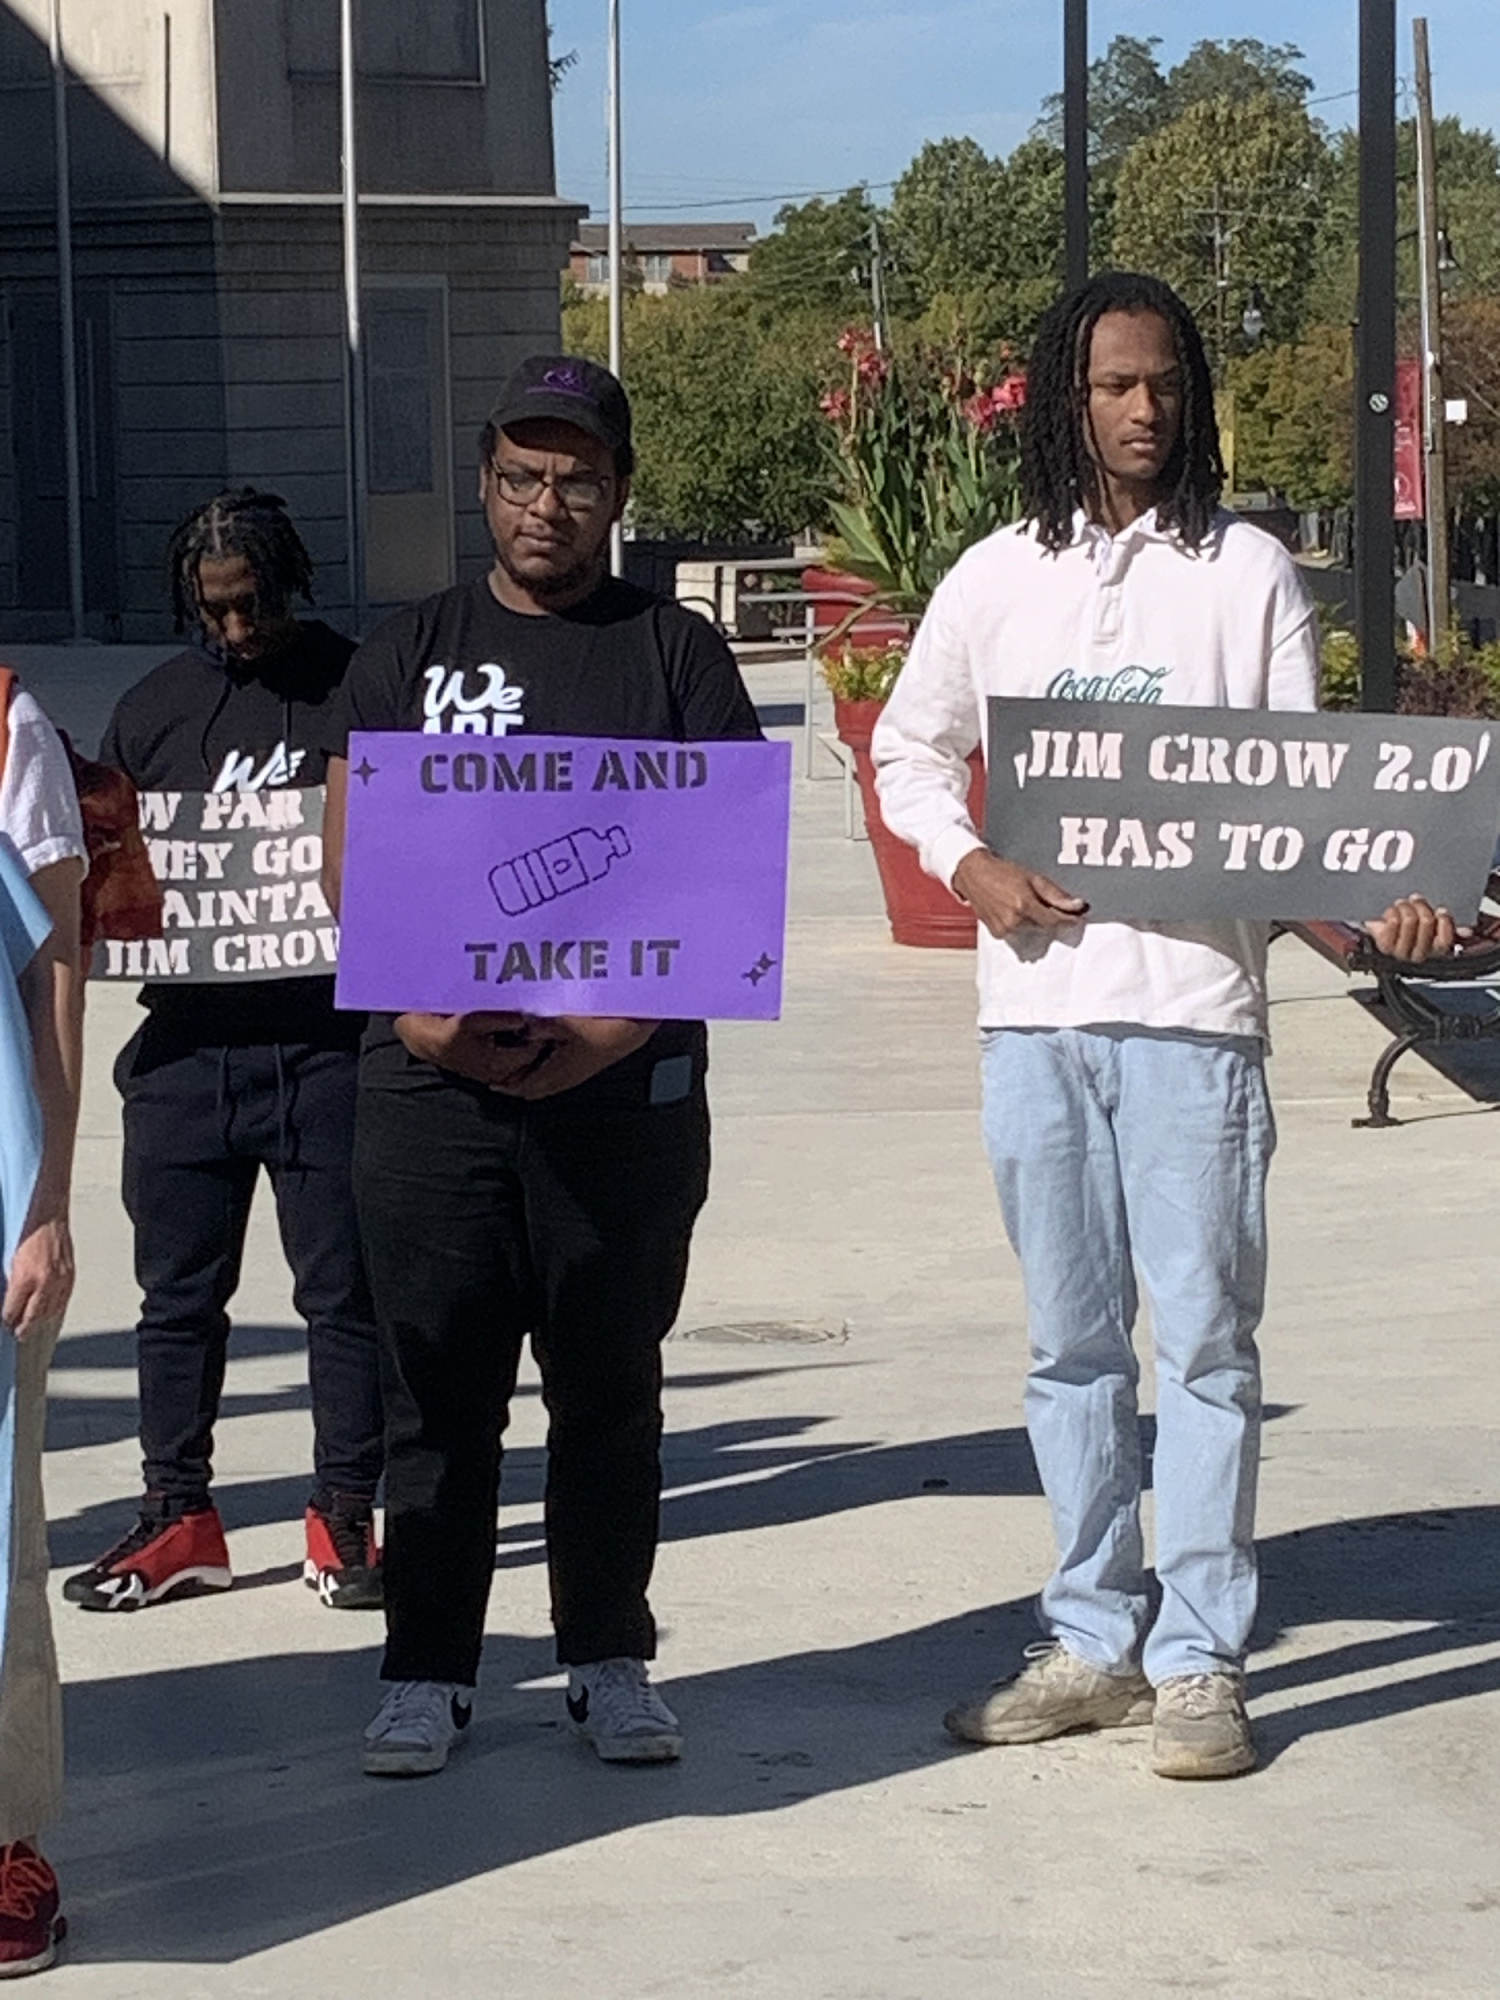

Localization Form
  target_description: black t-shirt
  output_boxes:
[324,574,760,749]
[324,573,763,1082]
[100,620,361,1051]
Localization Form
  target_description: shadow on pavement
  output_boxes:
[1249,1503,1500,1764]
[50,1323,314,1371]
[51,1502,1500,1963]
[46,1387,311,1456]
[48,1424,1486,1965]
[46,1394,1294,1573]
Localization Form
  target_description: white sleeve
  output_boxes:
[1267,556,1321,714]
[0,692,87,876]
[871,565,987,890]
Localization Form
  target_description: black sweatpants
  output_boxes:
[353,1036,711,1685]
[118,1027,383,1508]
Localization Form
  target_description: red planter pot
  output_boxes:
[833,696,984,950]
[800,566,913,650]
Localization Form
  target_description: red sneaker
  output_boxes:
[63,1503,232,1612]
[304,1497,383,1610]
[0,1844,65,1978]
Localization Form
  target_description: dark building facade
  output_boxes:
[0,0,582,638]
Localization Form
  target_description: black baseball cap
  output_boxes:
[487,355,632,457]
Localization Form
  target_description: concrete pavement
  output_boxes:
[20,650,1500,1998]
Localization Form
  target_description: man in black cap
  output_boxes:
[321,356,762,1777]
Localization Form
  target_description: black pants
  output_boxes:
[118,1029,383,1508]
[354,1038,710,1685]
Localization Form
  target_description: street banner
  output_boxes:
[335,734,793,1019]
[984,699,1500,922]
[1394,356,1426,522]
[90,787,334,982]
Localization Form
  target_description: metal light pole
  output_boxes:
[340,0,367,633]
[49,0,85,640]
[1414,17,1451,653]
[1063,0,1089,293]
[868,215,887,353]
[1356,0,1397,712]
[607,0,624,578]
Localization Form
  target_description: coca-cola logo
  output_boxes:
[1046,665,1168,704]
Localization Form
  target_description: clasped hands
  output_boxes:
[951,848,1466,964]
[393,1010,656,1099]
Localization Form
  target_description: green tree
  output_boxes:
[1034,35,1312,175]
[1166,39,1311,114]
[887,137,1088,348]
[1305,117,1500,330]
[1445,295,1500,510]
[1112,92,1330,367]
[1227,327,1353,506]
[746,187,877,318]
[562,287,837,540]
[887,137,1010,306]
[1034,34,1170,174]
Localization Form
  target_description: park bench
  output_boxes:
[1289,878,1500,1126]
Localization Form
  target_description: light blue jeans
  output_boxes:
[981,1026,1275,1684]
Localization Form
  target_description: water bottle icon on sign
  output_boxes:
[489,825,632,916]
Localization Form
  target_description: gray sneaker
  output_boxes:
[944,1641,1155,1746]
[567,1658,682,1763]
[362,1679,473,1777]
[1151,1672,1256,1779]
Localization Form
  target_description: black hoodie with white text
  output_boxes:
[99,619,361,1050]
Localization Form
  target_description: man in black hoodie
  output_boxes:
[66,489,383,1613]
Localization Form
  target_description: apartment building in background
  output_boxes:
[569,222,756,298]
[0,0,581,638]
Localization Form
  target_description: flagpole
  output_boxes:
[50,0,85,639]
[341,0,367,632]
[607,0,624,578]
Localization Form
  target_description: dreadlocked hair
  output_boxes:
[1020,270,1224,555]
[166,488,315,633]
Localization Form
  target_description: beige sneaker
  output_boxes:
[944,1641,1155,1746]
[1151,1672,1256,1779]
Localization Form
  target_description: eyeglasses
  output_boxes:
[490,463,612,515]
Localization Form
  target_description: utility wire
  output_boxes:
[618,181,896,216]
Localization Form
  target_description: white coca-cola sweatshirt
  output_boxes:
[871,508,1320,1038]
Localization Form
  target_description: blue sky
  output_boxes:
[548,0,1500,227]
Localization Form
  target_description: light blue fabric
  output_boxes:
[981,1024,1276,1682]
[0,837,50,1681]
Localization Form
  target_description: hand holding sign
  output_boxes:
[392,1010,561,1087]
[1362,896,1463,960]
[952,850,1088,940]
[488,1015,659,1099]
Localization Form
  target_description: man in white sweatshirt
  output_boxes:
[873,270,1451,1779]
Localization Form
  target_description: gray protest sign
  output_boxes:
[90,787,336,982]
[984,700,1500,921]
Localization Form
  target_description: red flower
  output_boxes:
[837,326,872,357]
[963,393,999,433]
[990,373,1027,413]
[856,347,891,385]
[820,388,851,422]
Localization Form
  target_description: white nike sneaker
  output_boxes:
[567,1658,682,1763]
[362,1679,473,1776]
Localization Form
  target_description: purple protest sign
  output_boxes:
[335,734,792,1020]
